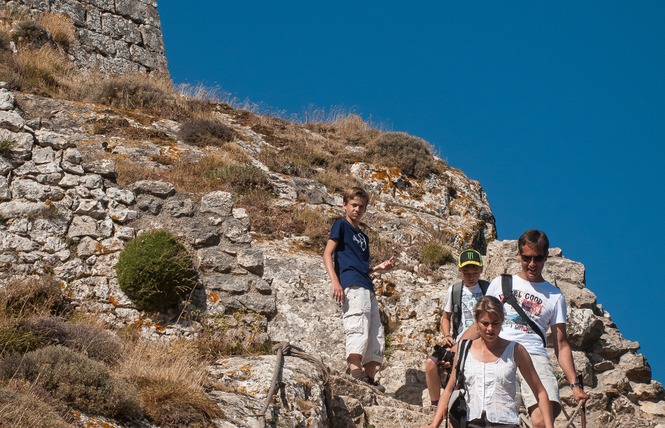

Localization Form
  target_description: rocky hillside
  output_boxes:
[0,81,664,428]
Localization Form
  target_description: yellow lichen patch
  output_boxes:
[296,398,317,412]
[208,291,220,302]
[159,144,182,160]
[85,419,116,428]
[95,240,122,255]
[108,294,119,306]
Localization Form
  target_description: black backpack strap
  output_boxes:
[478,279,490,295]
[501,274,547,347]
[454,339,472,390]
[451,281,463,337]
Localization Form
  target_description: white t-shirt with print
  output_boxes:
[444,283,484,339]
[486,274,567,358]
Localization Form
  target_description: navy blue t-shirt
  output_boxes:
[328,218,373,291]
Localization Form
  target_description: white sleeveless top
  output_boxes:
[463,341,520,424]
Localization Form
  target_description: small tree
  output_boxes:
[116,229,198,312]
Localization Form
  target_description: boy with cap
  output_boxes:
[424,249,489,409]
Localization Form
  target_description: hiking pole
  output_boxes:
[578,374,587,428]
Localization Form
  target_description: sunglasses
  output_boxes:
[520,254,545,263]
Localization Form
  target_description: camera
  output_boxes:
[431,344,455,364]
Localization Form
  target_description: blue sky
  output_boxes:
[157,1,665,383]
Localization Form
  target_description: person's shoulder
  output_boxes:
[485,276,501,296]
[532,278,561,293]
[512,341,529,359]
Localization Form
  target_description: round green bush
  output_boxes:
[116,229,198,312]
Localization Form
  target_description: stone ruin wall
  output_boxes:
[2,0,168,74]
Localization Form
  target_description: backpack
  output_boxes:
[451,280,489,337]
[500,274,547,347]
[447,339,472,428]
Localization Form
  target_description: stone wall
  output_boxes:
[2,0,168,74]
[0,83,273,336]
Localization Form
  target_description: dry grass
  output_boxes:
[10,19,49,48]
[258,137,331,179]
[115,339,223,427]
[81,72,179,113]
[367,229,399,267]
[0,276,67,319]
[366,132,444,180]
[420,242,453,268]
[115,156,223,192]
[0,30,10,51]
[303,110,381,147]
[3,45,77,95]
[116,150,271,196]
[178,117,235,147]
[90,117,176,145]
[0,380,75,428]
[18,317,123,365]
[36,12,75,50]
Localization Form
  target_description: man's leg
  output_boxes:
[517,354,561,428]
[364,360,380,379]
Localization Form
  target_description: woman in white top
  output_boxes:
[420,296,553,428]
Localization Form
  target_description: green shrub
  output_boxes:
[178,118,234,146]
[421,242,452,267]
[116,229,198,312]
[1,346,142,420]
[366,132,440,180]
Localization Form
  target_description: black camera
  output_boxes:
[431,344,455,364]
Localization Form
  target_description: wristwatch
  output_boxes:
[570,382,583,389]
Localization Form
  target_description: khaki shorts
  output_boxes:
[516,353,561,418]
[342,286,384,365]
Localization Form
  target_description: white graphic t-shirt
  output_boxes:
[486,274,567,358]
[444,283,484,339]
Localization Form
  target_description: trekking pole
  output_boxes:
[519,413,532,428]
[580,400,586,428]
[578,374,587,428]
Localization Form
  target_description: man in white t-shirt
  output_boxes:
[462,230,588,428]
[424,249,488,409]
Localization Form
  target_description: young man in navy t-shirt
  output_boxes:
[323,187,395,389]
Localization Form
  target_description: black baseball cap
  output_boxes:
[458,249,483,268]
